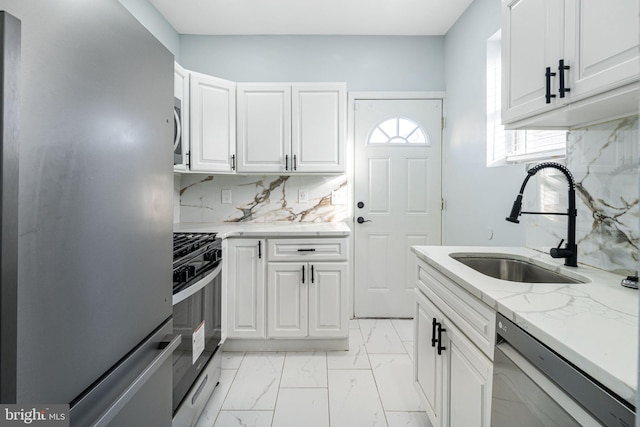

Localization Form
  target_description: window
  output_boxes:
[368,117,429,145]
[486,30,567,167]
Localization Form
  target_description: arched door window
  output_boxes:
[368,117,429,145]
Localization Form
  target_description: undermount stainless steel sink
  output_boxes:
[450,254,586,284]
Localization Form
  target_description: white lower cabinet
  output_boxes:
[415,291,444,426]
[225,236,349,348]
[446,317,493,427]
[267,262,348,339]
[225,238,265,338]
[267,262,307,338]
[414,258,494,427]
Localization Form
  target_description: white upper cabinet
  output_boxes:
[173,62,189,171]
[502,0,566,122]
[502,0,639,128]
[236,84,292,173]
[237,83,346,173]
[291,84,346,173]
[565,0,639,100]
[190,71,237,173]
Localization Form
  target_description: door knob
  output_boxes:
[357,217,372,224]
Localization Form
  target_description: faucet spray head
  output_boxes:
[506,194,523,223]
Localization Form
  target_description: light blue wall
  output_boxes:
[119,0,180,57]
[442,0,525,246]
[179,35,445,91]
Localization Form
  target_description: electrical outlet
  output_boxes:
[298,189,308,203]
[331,190,346,205]
[221,189,232,204]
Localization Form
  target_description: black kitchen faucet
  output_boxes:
[506,162,578,267]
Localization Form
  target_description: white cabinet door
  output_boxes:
[502,0,639,128]
[414,289,444,427]
[565,0,639,100]
[414,288,493,427]
[308,262,348,338]
[226,239,265,338]
[502,0,566,123]
[173,62,189,171]
[236,84,291,173]
[190,72,236,173]
[267,262,308,338]
[445,319,493,427]
[291,84,346,173]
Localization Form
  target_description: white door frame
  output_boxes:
[347,91,446,318]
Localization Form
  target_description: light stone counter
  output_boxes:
[412,245,638,406]
[174,222,351,239]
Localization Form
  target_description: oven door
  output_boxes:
[171,265,222,414]
[492,342,600,427]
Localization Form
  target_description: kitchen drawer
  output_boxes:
[416,259,496,360]
[267,238,348,262]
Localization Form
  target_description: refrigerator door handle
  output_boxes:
[90,334,181,427]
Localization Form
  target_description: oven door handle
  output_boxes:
[90,334,181,427]
[172,263,222,305]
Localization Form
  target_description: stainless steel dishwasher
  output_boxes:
[491,313,635,427]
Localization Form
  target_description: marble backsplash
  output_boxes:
[176,174,348,224]
[523,116,639,275]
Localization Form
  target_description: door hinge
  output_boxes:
[441,117,445,129]
[441,198,445,211]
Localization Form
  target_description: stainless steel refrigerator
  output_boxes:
[0,1,178,426]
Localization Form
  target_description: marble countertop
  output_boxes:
[412,245,638,406]
[174,222,352,239]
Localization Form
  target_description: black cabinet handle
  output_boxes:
[285,155,289,171]
[293,155,297,171]
[231,154,236,170]
[311,265,314,283]
[302,265,305,284]
[258,241,262,259]
[545,67,557,104]
[437,322,446,355]
[558,59,570,98]
[431,318,438,347]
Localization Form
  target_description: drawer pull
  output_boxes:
[431,318,438,347]
[545,66,557,104]
[297,248,316,252]
[558,59,571,98]
[437,322,446,355]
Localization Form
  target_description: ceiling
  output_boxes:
[148,0,474,36]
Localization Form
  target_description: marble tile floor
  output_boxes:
[194,318,432,427]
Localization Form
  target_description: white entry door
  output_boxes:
[354,99,442,318]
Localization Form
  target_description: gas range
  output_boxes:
[172,232,222,294]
